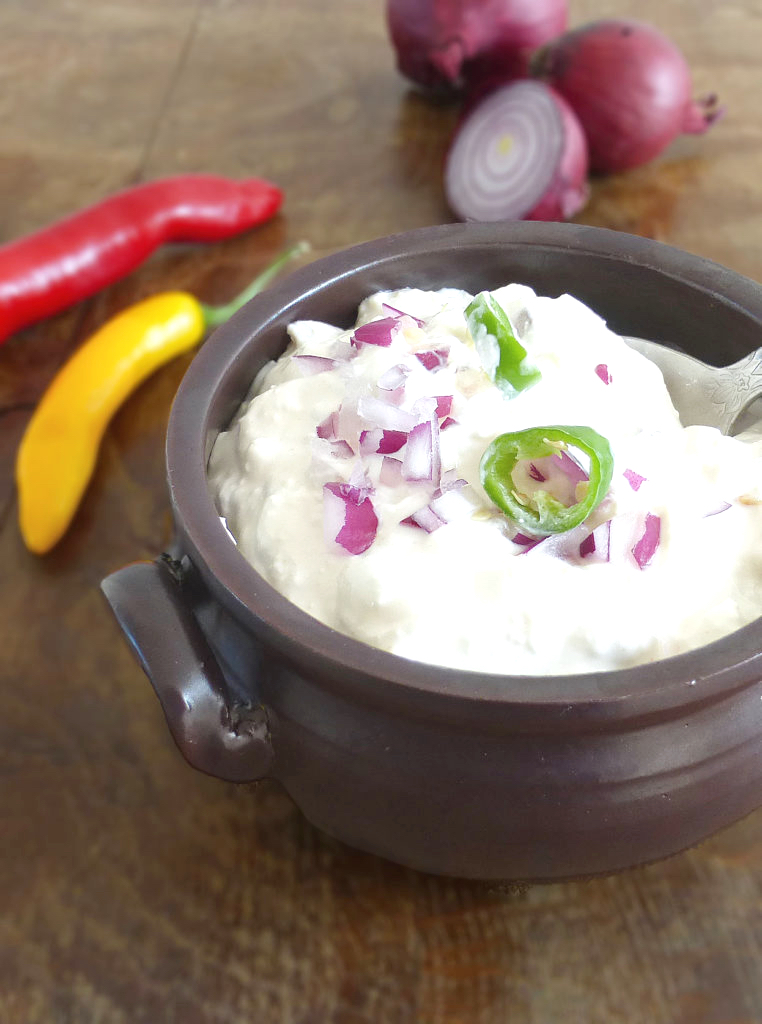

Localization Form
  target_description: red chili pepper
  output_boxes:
[0,174,283,345]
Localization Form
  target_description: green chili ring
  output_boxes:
[480,425,614,536]
[465,291,541,396]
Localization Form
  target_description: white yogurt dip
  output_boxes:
[208,285,762,675]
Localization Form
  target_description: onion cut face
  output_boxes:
[444,80,589,223]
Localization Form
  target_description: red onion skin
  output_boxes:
[387,0,568,93]
[524,87,589,221]
[535,19,722,173]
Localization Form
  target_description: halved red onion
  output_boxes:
[352,317,400,348]
[415,348,450,371]
[293,354,339,376]
[359,428,408,455]
[357,395,419,431]
[595,363,612,385]
[323,482,379,555]
[632,513,661,569]
[382,302,425,327]
[623,468,646,491]
[444,80,589,222]
[377,364,411,391]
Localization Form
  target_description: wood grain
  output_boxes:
[2,1,762,1021]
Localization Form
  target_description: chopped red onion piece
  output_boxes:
[402,506,445,533]
[352,317,399,348]
[357,395,419,431]
[402,486,475,534]
[329,340,355,362]
[438,471,467,493]
[411,395,439,421]
[511,532,543,552]
[323,482,378,555]
[524,524,590,561]
[430,487,475,524]
[377,364,410,391]
[403,420,435,482]
[579,533,595,557]
[380,456,404,486]
[704,501,732,518]
[512,449,588,509]
[293,354,339,376]
[323,439,355,460]
[316,411,340,440]
[632,513,661,569]
[347,461,374,492]
[554,450,588,484]
[435,395,453,418]
[359,428,407,455]
[595,363,613,385]
[579,520,611,562]
[382,303,424,327]
[415,348,449,371]
[623,468,646,491]
[512,532,537,545]
[440,416,458,430]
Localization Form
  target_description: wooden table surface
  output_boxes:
[2,1,762,1021]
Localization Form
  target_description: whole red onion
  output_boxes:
[535,19,722,173]
[387,0,568,93]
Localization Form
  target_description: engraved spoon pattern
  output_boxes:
[624,337,762,435]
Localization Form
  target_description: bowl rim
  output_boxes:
[166,222,762,715]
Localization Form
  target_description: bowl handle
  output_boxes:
[101,557,274,782]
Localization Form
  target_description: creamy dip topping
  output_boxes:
[208,285,762,675]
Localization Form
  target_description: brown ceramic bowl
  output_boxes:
[103,222,762,881]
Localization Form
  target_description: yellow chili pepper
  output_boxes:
[17,242,307,554]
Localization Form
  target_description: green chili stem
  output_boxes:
[201,240,310,330]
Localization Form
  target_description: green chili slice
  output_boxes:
[480,425,614,536]
[465,291,541,396]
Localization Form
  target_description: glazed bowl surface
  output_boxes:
[103,222,762,880]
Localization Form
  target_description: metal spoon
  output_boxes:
[624,336,762,435]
